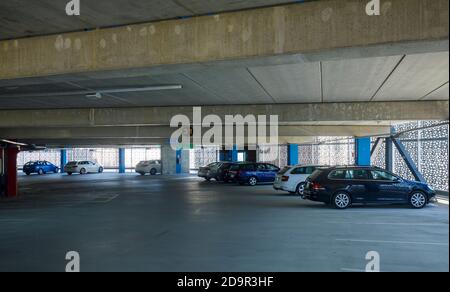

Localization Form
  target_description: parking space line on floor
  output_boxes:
[341,268,366,272]
[336,239,449,246]
[437,199,449,206]
[328,222,448,227]
[90,194,120,203]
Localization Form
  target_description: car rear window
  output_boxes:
[309,169,325,180]
[67,162,78,165]
[278,166,291,175]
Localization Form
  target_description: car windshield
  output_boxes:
[67,162,78,165]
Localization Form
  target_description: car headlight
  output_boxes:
[428,186,434,192]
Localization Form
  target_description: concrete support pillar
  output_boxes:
[119,148,126,174]
[288,144,299,166]
[355,137,371,166]
[5,146,19,197]
[161,145,190,175]
[60,149,67,173]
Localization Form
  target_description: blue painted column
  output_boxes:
[118,148,126,173]
[231,145,238,162]
[176,149,182,174]
[60,149,67,173]
[288,144,299,166]
[355,137,371,166]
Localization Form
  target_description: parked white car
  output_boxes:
[64,161,104,175]
[273,165,323,196]
[135,160,162,175]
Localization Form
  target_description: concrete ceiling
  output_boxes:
[0,51,448,110]
[0,0,297,40]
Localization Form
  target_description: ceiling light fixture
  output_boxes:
[0,85,183,98]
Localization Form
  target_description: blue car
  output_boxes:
[304,166,436,209]
[227,163,281,186]
[23,161,59,175]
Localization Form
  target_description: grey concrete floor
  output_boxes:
[0,173,448,272]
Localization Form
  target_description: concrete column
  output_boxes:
[118,148,126,174]
[161,144,190,175]
[60,149,67,173]
[355,137,371,166]
[288,144,299,166]
[5,146,19,197]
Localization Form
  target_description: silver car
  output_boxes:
[135,160,162,175]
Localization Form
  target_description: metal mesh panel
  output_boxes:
[258,144,287,168]
[298,137,354,166]
[394,121,449,191]
[17,150,61,168]
[371,121,449,191]
[189,146,220,169]
[371,138,386,169]
[125,147,161,169]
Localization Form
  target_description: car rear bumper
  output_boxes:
[273,183,294,192]
[303,190,331,203]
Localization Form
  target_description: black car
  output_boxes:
[304,166,436,209]
[198,162,221,181]
[215,162,236,182]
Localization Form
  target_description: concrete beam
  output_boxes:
[0,125,391,140]
[0,101,447,128]
[0,0,447,80]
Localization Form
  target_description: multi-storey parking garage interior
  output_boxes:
[0,0,449,272]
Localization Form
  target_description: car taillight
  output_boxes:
[282,176,289,182]
[312,182,324,191]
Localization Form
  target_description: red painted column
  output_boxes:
[5,147,19,197]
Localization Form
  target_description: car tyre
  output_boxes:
[150,168,157,176]
[409,191,427,209]
[98,167,104,173]
[296,182,306,197]
[332,192,351,209]
[67,172,72,176]
[80,168,87,175]
[38,169,44,175]
[248,176,258,186]
[138,172,145,176]
[25,172,31,176]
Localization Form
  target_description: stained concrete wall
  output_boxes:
[0,0,447,80]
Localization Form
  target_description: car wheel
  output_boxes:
[409,192,427,209]
[38,169,44,175]
[25,172,31,176]
[296,182,306,197]
[67,172,72,176]
[333,192,351,209]
[150,168,157,176]
[205,177,211,181]
[98,167,104,173]
[80,168,87,175]
[138,172,145,176]
[248,176,258,186]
